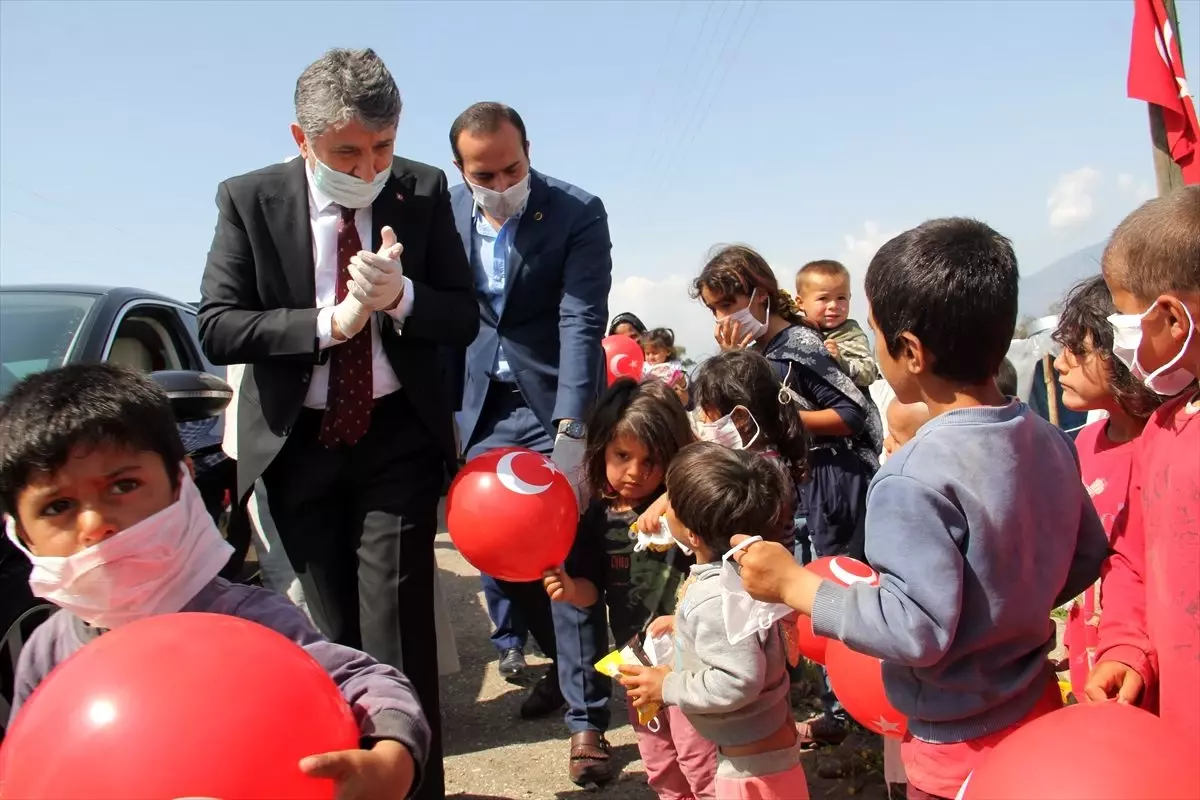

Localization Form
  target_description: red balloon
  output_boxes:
[825,639,908,739]
[447,447,578,582]
[602,335,645,385]
[807,555,880,588]
[795,556,880,665]
[961,702,1199,800]
[0,613,358,799]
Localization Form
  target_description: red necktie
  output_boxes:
[319,206,374,447]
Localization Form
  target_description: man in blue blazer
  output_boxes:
[448,102,614,786]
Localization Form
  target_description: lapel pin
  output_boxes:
[534,211,543,221]
[396,192,405,202]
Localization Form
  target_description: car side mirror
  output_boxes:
[150,370,233,423]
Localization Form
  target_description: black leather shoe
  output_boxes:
[498,647,527,682]
[519,670,565,719]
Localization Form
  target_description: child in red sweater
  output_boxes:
[1085,186,1200,749]
[1051,276,1163,700]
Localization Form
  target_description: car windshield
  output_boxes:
[0,292,97,395]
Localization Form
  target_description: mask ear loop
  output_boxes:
[722,535,764,564]
[732,405,762,450]
[778,364,796,405]
[646,715,662,733]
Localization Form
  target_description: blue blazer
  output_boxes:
[450,170,612,450]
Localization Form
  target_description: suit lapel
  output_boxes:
[267,157,316,308]
[506,171,549,305]
[371,161,416,251]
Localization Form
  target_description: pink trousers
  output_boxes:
[627,699,717,799]
[713,745,809,800]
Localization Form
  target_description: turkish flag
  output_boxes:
[1128,0,1200,183]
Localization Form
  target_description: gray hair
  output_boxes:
[294,48,402,139]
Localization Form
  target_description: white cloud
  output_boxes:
[608,273,716,360]
[1047,167,1102,228]
[1116,172,1154,204]
[838,221,901,323]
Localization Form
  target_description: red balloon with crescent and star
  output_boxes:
[825,638,908,739]
[601,335,644,385]
[794,556,880,665]
[446,447,578,582]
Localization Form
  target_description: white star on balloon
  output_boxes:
[541,460,563,478]
[873,716,903,734]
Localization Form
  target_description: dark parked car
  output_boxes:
[0,285,240,736]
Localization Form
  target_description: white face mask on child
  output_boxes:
[720,536,794,644]
[693,406,761,451]
[5,467,233,630]
[720,289,770,343]
[1109,303,1197,397]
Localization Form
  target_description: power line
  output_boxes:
[625,0,688,162]
[653,0,752,191]
[666,0,761,184]
[641,0,720,181]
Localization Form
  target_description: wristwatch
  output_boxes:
[557,419,586,440]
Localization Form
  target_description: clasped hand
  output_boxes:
[347,225,405,311]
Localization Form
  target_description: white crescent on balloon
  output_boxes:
[829,557,879,586]
[496,452,553,496]
[610,354,628,376]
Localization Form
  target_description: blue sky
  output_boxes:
[2,0,1197,356]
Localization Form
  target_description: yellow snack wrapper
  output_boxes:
[595,644,661,726]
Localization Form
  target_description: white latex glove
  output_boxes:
[348,225,405,311]
[550,432,587,515]
[331,294,371,341]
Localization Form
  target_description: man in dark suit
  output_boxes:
[447,102,614,786]
[198,48,478,799]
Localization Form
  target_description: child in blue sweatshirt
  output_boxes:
[728,218,1108,800]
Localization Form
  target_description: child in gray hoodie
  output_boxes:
[620,442,809,799]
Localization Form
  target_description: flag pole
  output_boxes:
[1149,0,1185,195]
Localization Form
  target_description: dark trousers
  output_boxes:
[264,390,445,799]
[482,574,528,652]
[467,381,612,734]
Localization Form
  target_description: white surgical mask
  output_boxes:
[5,468,233,630]
[311,157,391,209]
[1109,303,1197,397]
[721,289,770,343]
[720,536,794,644]
[693,405,761,451]
[630,515,693,556]
[470,173,531,220]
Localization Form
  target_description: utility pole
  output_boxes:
[1149,0,1186,195]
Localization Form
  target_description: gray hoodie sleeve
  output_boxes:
[229,589,431,772]
[811,473,966,667]
[661,595,767,714]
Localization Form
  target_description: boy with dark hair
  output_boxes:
[1085,186,1200,751]
[1,363,428,798]
[794,259,878,388]
[731,218,1108,800]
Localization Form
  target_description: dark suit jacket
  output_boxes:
[449,170,612,450]
[198,156,479,497]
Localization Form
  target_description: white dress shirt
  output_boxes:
[304,165,415,409]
